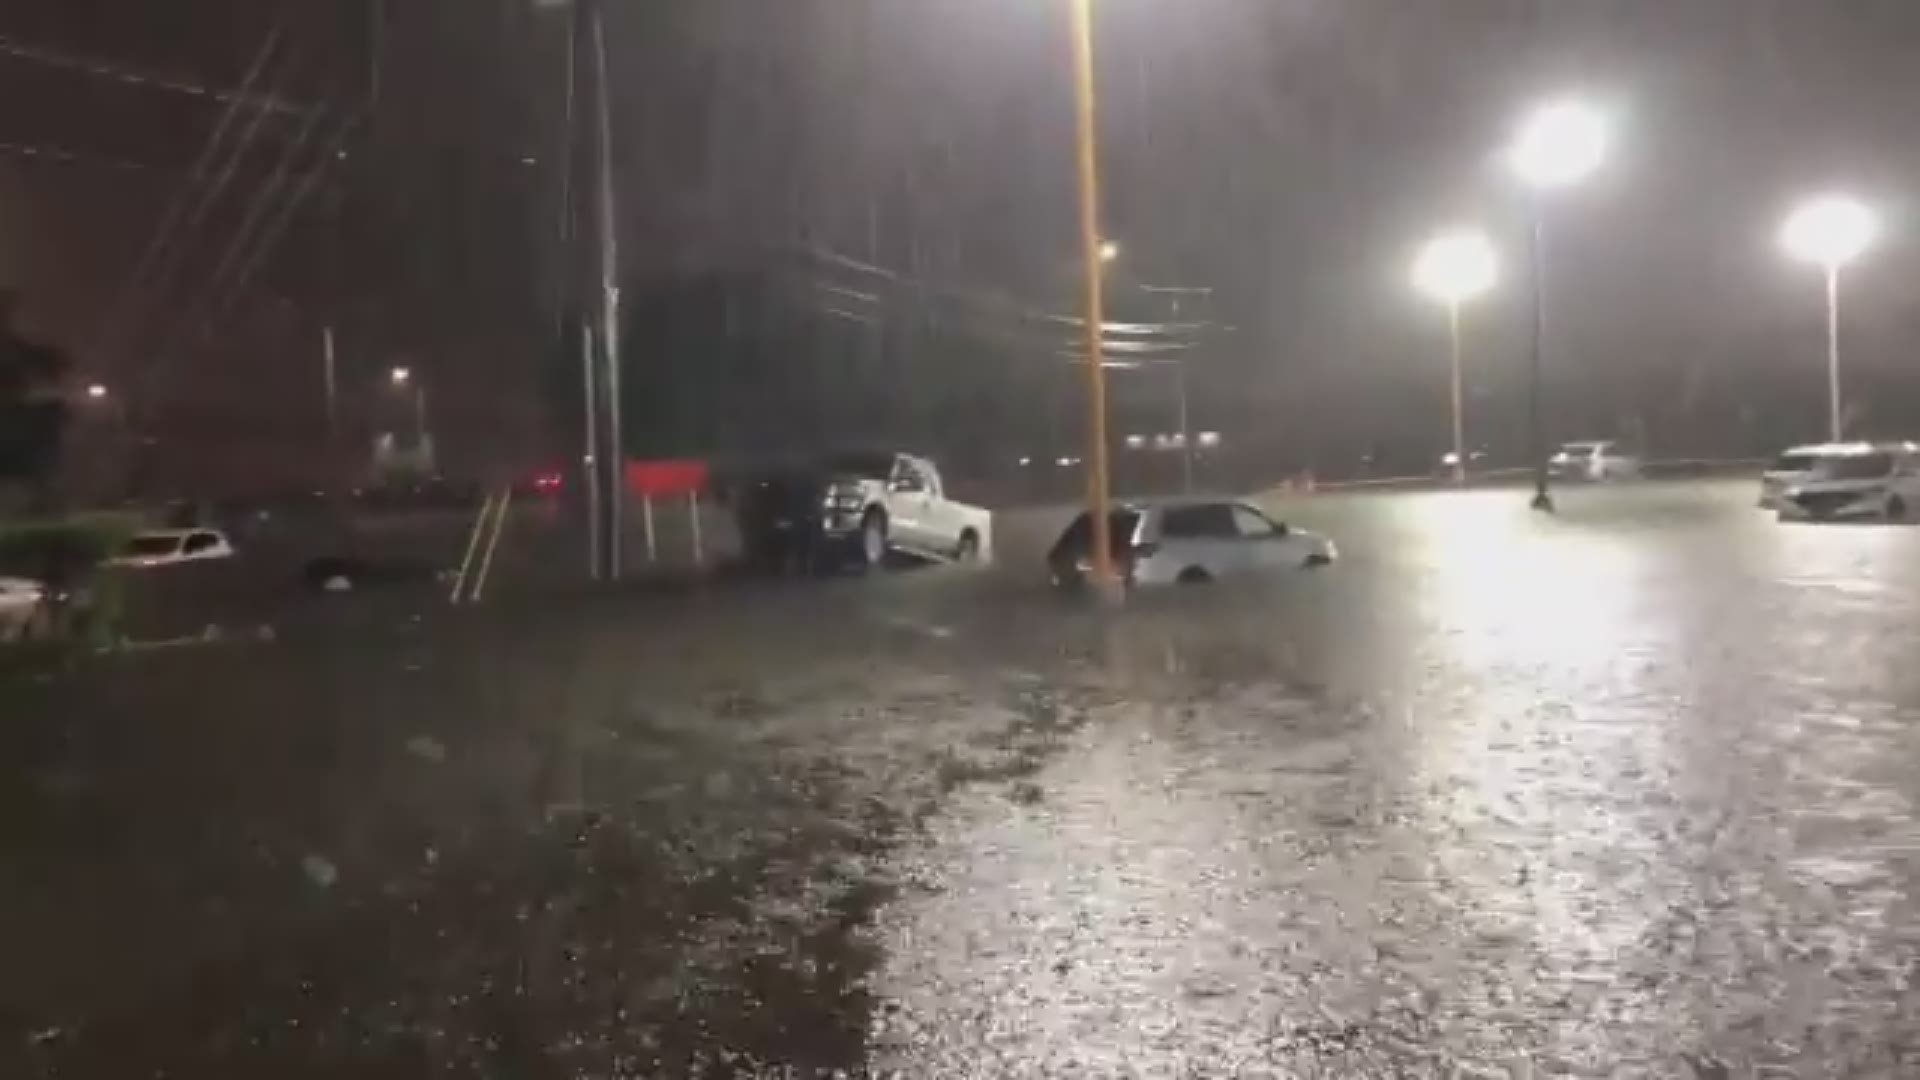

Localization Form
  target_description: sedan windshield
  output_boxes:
[125,535,184,557]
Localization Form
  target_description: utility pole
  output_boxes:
[1527,199,1553,512]
[582,325,601,580]
[588,0,623,580]
[1139,284,1212,494]
[1068,0,1115,589]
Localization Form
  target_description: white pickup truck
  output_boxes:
[736,451,993,572]
[813,452,992,568]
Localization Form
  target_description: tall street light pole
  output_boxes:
[1139,284,1213,494]
[535,0,622,581]
[1505,97,1607,512]
[1069,0,1116,591]
[1780,194,1876,443]
[1412,229,1498,484]
[589,0,623,580]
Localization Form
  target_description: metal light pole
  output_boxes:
[589,0,623,580]
[1068,0,1115,587]
[1527,202,1549,508]
[1448,298,1465,482]
[1139,284,1212,493]
[1411,229,1496,486]
[1505,98,1607,512]
[1780,194,1875,443]
[1826,267,1841,442]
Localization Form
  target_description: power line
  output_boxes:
[0,138,173,175]
[197,107,328,315]
[87,24,288,362]
[112,40,318,359]
[133,116,355,413]
[0,32,317,117]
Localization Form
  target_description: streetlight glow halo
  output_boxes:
[1412,228,1499,306]
[1780,194,1876,270]
[1507,98,1608,189]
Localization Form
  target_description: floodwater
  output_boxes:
[8,481,1920,1077]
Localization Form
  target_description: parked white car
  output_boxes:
[0,576,46,642]
[1048,501,1335,588]
[1760,442,1843,510]
[1773,442,1920,522]
[1549,440,1642,482]
[106,528,236,569]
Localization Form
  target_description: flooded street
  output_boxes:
[873,482,1920,1077]
[9,481,1920,1076]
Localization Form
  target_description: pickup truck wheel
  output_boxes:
[858,509,889,570]
[954,530,980,563]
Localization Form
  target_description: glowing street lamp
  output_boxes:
[1412,229,1498,483]
[389,366,411,386]
[1506,96,1608,511]
[1780,194,1876,442]
[1099,240,1120,264]
[1507,101,1607,190]
[85,382,109,400]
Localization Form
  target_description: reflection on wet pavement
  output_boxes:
[11,481,1920,1076]
[870,485,1920,1077]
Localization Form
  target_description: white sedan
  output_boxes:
[105,528,236,569]
[0,576,46,641]
[1549,440,1642,482]
[1049,501,1335,588]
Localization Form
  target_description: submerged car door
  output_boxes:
[1161,504,1244,577]
[1232,504,1301,570]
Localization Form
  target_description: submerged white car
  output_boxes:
[1773,442,1920,522]
[1048,501,1335,588]
[0,576,46,642]
[1759,443,1835,510]
[105,528,236,569]
[1548,440,1642,482]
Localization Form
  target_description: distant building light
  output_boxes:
[1197,430,1222,449]
[1056,456,1080,468]
[85,383,108,399]
[1017,456,1033,467]
[1124,434,1146,450]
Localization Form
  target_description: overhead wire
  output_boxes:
[86,22,287,362]
[0,31,314,117]
[125,40,315,333]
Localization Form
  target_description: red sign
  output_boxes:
[624,459,709,498]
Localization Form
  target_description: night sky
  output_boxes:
[6,1,1920,487]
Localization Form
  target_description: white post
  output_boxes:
[322,325,337,434]
[1448,298,1465,483]
[688,490,704,567]
[581,324,600,580]
[642,494,656,563]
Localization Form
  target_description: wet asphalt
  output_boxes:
[874,480,1920,1078]
[9,478,1920,1077]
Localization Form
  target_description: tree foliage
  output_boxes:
[0,292,69,490]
